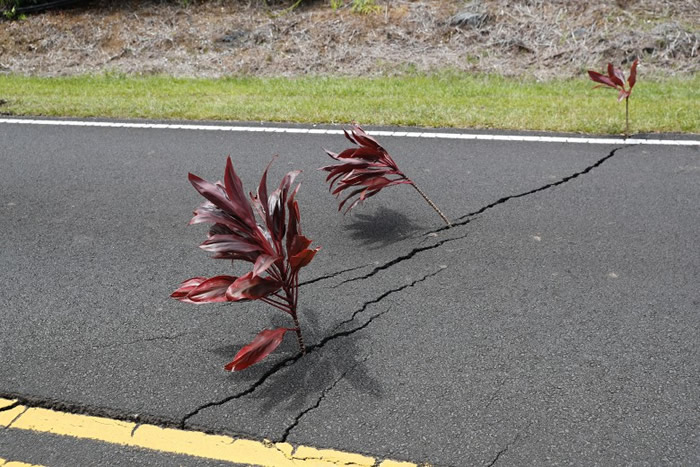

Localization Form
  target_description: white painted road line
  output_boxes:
[1,118,698,146]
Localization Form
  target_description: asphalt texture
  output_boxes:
[1,120,698,466]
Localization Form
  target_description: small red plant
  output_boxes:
[588,59,639,136]
[320,125,451,226]
[172,157,319,371]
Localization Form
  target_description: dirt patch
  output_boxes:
[0,0,698,78]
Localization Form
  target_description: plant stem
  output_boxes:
[410,182,452,227]
[625,97,629,138]
[292,313,306,355]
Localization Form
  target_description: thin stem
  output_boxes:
[292,313,306,354]
[410,182,452,227]
[625,97,630,138]
[259,297,292,314]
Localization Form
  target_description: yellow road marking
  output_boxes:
[0,398,419,466]
[0,399,17,410]
[0,458,46,467]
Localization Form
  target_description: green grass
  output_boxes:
[1,72,698,134]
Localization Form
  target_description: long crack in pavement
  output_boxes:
[278,355,370,443]
[181,266,446,429]
[1,145,628,455]
[333,146,627,288]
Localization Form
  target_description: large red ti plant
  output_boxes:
[588,59,639,137]
[172,157,319,371]
[320,125,451,227]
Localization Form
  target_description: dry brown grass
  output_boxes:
[0,0,697,78]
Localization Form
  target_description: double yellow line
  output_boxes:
[0,398,416,466]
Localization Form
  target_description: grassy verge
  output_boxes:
[1,72,697,134]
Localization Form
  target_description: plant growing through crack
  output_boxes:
[588,59,638,137]
[320,125,452,227]
[172,157,319,371]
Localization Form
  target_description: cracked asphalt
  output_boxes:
[1,120,699,466]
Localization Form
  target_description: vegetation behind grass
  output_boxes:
[1,72,697,134]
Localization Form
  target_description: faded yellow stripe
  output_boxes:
[0,401,25,428]
[1,402,418,466]
[0,457,46,467]
[378,461,420,467]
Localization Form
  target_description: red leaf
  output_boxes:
[188,173,237,218]
[587,70,617,89]
[224,157,257,230]
[349,125,382,151]
[278,170,301,195]
[252,254,278,277]
[226,272,282,301]
[628,59,638,90]
[171,277,207,303]
[290,247,320,271]
[187,275,238,303]
[617,89,630,102]
[607,63,625,88]
[224,327,292,371]
[320,125,411,213]
[199,234,262,254]
[288,234,313,258]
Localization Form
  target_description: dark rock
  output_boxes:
[450,11,490,28]
[573,28,587,40]
[216,30,248,45]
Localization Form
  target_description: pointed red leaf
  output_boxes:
[224,157,257,230]
[188,173,236,216]
[224,327,292,371]
[290,247,320,271]
[288,234,313,258]
[278,170,301,195]
[226,272,282,301]
[187,275,238,303]
[171,277,208,303]
[349,125,382,151]
[628,59,638,90]
[199,234,262,254]
[587,70,617,89]
[607,63,625,87]
[252,254,278,277]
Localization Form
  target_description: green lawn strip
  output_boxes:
[1,73,697,134]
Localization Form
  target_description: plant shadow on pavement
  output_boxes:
[210,306,382,418]
[344,206,427,249]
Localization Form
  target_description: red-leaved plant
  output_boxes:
[172,157,319,371]
[320,125,451,226]
[588,59,639,137]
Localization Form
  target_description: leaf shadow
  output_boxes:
[344,206,427,249]
[209,306,382,427]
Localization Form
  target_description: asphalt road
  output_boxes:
[1,119,698,466]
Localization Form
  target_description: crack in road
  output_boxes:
[335,146,627,287]
[0,401,20,412]
[181,267,445,428]
[278,355,369,443]
[3,407,28,430]
[330,267,445,334]
[453,146,627,225]
[300,263,372,287]
[0,393,181,431]
[180,309,390,429]
[1,146,626,462]
[486,422,532,467]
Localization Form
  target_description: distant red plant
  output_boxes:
[172,157,319,371]
[320,125,451,226]
[588,59,639,136]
